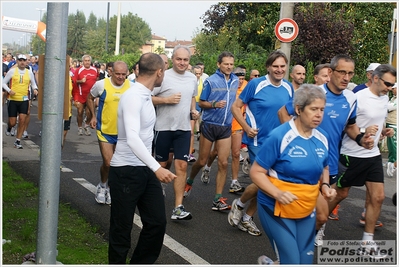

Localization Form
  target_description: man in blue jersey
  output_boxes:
[184,51,239,211]
[228,50,294,236]
[278,54,375,247]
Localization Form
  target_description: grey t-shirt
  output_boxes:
[153,68,197,131]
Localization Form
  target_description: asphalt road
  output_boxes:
[2,100,397,265]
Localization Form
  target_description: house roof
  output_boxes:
[165,40,194,48]
[151,34,167,40]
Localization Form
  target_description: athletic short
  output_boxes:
[329,175,337,185]
[97,130,117,144]
[153,130,191,162]
[7,100,29,117]
[63,116,72,131]
[247,144,261,164]
[336,154,384,188]
[200,121,231,143]
[72,89,89,104]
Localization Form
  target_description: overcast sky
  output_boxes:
[1,1,218,45]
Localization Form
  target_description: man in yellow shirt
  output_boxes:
[2,54,38,149]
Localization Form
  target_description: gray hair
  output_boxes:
[172,45,191,58]
[293,84,326,115]
[372,64,397,79]
[82,54,92,62]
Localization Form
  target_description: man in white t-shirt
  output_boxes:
[152,45,199,220]
[329,64,396,256]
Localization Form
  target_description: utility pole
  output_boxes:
[115,2,121,55]
[105,2,110,53]
[35,2,69,264]
[279,2,295,80]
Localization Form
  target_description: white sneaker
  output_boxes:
[228,198,244,226]
[386,162,396,177]
[22,130,28,139]
[240,154,244,163]
[242,156,250,174]
[95,184,106,204]
[105,187,111,205]
[10,126,16,136]
[84,126,91,136]
[258,255,274,264]
[78,127,83,136]
[359,240,387,259]
[314,224,325,247]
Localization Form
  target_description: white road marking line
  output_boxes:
[73,177,210,265]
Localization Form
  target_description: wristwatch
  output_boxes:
[360,127,366,134]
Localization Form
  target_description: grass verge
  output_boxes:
[2,161,109,264]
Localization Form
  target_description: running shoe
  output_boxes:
[328,204,339,220]
[95,184,106,204]
[359,240,387,259]
[240,154,244,163]
[200,168,210,184]
[257,255,274,265]
[229,181,245,193]
[238,217,262,236]
[228,198,244,226]
[212,197,231,211]
[359,212,383,227]
[161,182,167,197]
[22,130,29,139]
[187,154,196,162]
[14,140,23,149]
[183,183,192,198]
[10,126,16,136]
[242,156,250,175]
[387,162,396,177]
[5,128,11,136]
[105,187,111,205]
[78,127,84,136]
[314,224,325,247]
[171,205,192,220]
[84,126,91,136]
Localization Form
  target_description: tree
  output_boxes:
[67,11,87,58]
[107,12,152,54]
[86,12,98,31]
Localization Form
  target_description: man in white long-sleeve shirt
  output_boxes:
[107,53,176,264]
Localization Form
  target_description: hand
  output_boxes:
[245,127,259,138]
[190,110,199,120]
[33,89,39,96]
[382,128,395,138]
[217,100,227,108]
[89,118,97,129]
[81,76,86,83]
[321,187,337,202]
[155,167,177,183]
[168,93,181,104]
[361,133,374,150]
[9,90,15,96]
[365,125,378,136]
[275,191,298,205]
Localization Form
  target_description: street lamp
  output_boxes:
[36,8,46,55]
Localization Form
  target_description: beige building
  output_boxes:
[140,34,194,58]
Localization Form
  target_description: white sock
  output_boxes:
[362,232,374,241]
[100,182,107,188]
[242,213,252,222]
[237,198,246,209]
[231,179,238,186]
[204,165,211,171]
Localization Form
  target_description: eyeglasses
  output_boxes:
[379,77,395,88]
[333,69,355,78]
[234,72,245,76]
[253,74,260,77]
